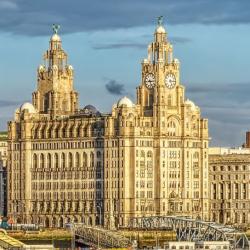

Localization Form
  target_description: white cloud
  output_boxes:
[0,1,17,10]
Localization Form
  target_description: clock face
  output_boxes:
[145,73,155,89]
[165,73,176,89]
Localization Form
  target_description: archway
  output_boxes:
[67,217,71,224]
[95,216,100,226]
[89,217,92,226]
[52,217,57,228]
[45,217,50,228]
[59,217,64,228]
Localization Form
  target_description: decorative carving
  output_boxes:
[142,64,154,74]
[38,65,45,80]
[66,65,74,76]
[52,65,58,76]
[52,24,60,34]
[157,16,164,26]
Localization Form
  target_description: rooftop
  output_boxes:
[0,132,7,141]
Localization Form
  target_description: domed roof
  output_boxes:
[155,25,166,34]
[185,99,197,111]
[20,102,37,113]
[117,96,134,108]
[84,105,97,112]
[82,105,100,115]
[51,33,61,42]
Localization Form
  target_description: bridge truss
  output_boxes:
[74,224,132,248]
[128,216,249,249]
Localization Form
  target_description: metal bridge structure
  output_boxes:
[74,224,133,248]
[128,216,250,249]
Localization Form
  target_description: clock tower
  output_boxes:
[137,17,184,118]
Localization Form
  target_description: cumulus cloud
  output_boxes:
[0,0,249,36]
[93,42,146,50]
[186,82,250,146]
[92,36,191,50]
[0,99,21,108]
[170,36,192,44]
[105,80,125,95]
[0,1,17,10]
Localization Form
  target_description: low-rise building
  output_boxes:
[209,153,250,227]
[0,132,7,216]
[164,241,230,249]
[209,147,250,155]
[0,132,7,166]
[0,163,7,216]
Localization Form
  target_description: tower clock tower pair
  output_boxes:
[144,71,176,90]
[137,18,183,116]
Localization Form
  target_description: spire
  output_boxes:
[44,24,67,70]
[157,16,164,26]
[155,16,166,34]
[52,24,60,34]
[50,24,61,43]
[33,24,78,115]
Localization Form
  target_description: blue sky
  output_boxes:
[0,0,250,146]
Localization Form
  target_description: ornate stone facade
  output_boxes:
[209,154,250,228]
[0,132,7,167]
[8,20,209,228]
[0,132,7,216]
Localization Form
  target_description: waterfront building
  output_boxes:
[0,132,7,167]
[209,152,250,227]
[8,19,209,228]
[0,132,7,216]
[0,163,7,216]
[164,241,230,250]
[209,147,250,155]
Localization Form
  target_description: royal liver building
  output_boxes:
[8,19,209,228]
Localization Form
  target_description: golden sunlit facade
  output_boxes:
[209,153,250,227]
[8,20,209,228]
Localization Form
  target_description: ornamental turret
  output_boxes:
[32,24,79,116]
[137,17,182,117]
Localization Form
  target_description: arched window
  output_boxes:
[77,125,81,137]
[75,152,80,168]
[68,152,73,168]
[140,150,145,158]
[47,153,52,168]
[90,152,94,167]
[61,153,66,168]
[40,127,45,139]
[47,127,52,138]
[242,213,246,223]
[193,152,199,159]
[33,154,38,169]
[82,152,88,167]
[83,152,87,167]
[54,127,59,138]
[62,126,67,138]
[54,153,59,168]
[167,120,178,136]
[40,154,45,168]
[69,126,74,138]
[97,151,101,158]
[34,127,39,139]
